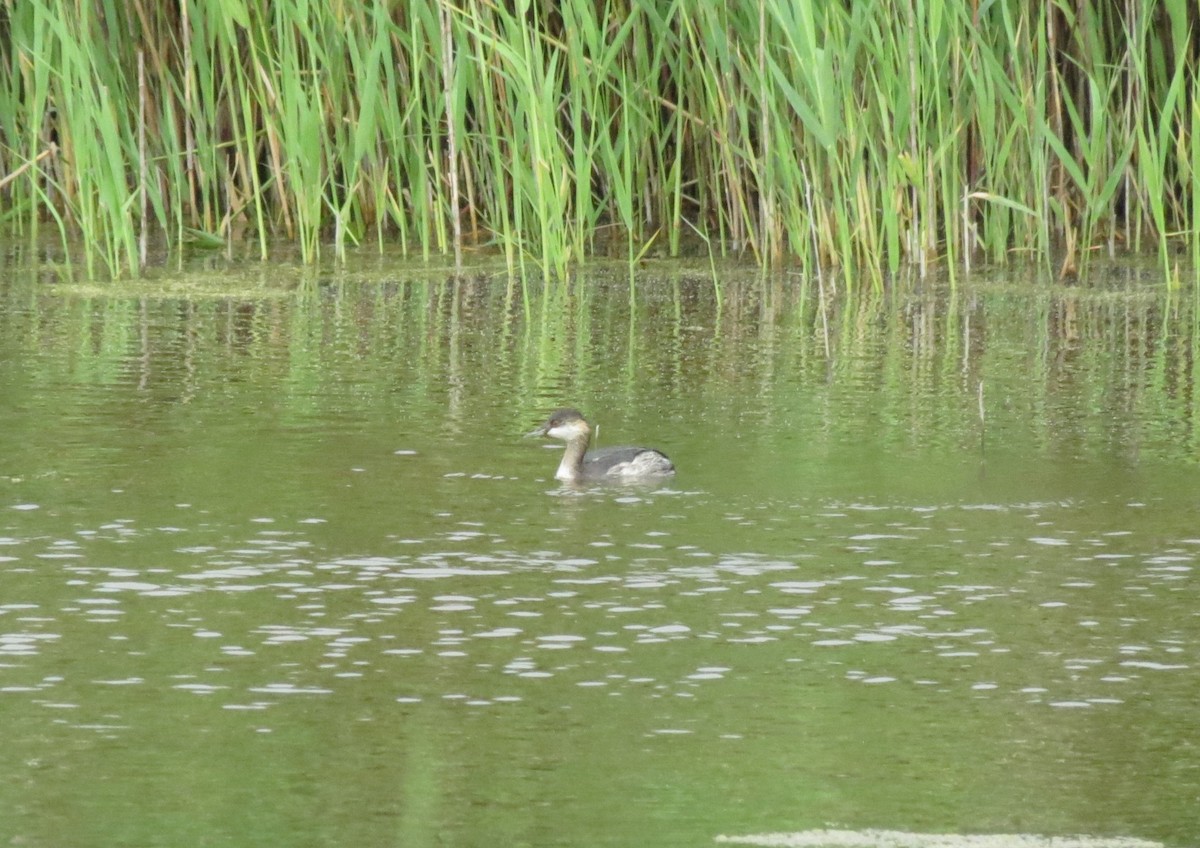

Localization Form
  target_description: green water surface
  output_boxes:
[1,259,1197,847]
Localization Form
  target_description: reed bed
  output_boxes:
[0,0,1197,282]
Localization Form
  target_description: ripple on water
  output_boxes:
[369,595,415,606]
[0,632,60,656]
[5,493,1193,743]
[248,683,334,695]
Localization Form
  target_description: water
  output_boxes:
[1,260,1198,847]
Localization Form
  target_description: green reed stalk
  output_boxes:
[463,7,517,274]
[559,0,609,259]
[1192,97,1200,277]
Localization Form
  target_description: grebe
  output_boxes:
[526,408,676,483]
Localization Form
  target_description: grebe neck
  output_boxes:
[556,433,591,482]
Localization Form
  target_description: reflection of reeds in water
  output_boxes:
[1,0,1197,282]
[3,267,1196,466]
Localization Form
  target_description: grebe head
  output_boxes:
[525,407,591,444]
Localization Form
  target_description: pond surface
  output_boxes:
[1,257,1198,847]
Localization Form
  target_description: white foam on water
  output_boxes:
[714,830,1162,848]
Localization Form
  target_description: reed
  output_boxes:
[0,0,1197,281]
